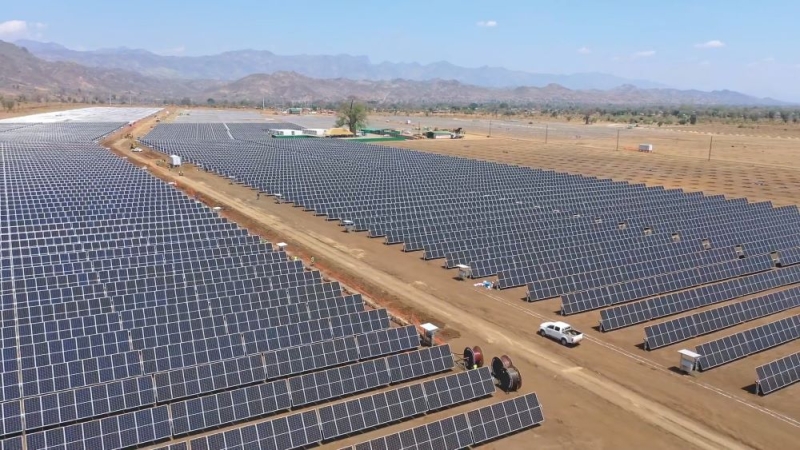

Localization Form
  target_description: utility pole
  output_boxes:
[616,129,620,151]
[545,124,549,144]
[708,136,713,161]
[488,119,492,137]
[262,97,265,110]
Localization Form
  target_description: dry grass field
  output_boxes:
[104,110,800,450]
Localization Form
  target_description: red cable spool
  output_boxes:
[492,355,514,377]
[464,346,485,368]
[472,346,484,368]
[500,366,523,392]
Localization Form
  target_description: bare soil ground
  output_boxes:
[107,115,800,449]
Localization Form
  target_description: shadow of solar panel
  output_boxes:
[356,325,420,360]
[756,351,800,395]
[422,367,495,411]
[385,344,453,383]
[645,287,800,350]
[467,393,544,445]
[189,410,321,450]
[696,315,800,370]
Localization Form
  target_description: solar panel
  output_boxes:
[422,367,495,410]
[385,344,454,383]
[644,287,800,350]
[355,325,420,360]
[188,410,321,450]
[341,392,544,450]
[695,315,800,370]
[755,351,800,395]
[170,379,291,435]
[288,358,391,407]
[467,392,545,445]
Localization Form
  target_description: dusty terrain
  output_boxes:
[103,110,800,450]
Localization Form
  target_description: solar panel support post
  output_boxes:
[707,136,713,161]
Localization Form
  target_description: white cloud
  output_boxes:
[577,47,591,54]
[632,50,656,58]
[699,60,711,66]
[762,56,775,62]
[476,20,497,27]
[694,40,725,49]
[0,20,46,40]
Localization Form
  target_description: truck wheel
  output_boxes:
[538,329,546,337]
[560,338,567,346]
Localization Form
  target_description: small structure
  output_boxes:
[302,128,328,137]
[639,143,654,152]
[287,107,303,115]
[426,130,454,139]
[276,242,288,253]
[456,264,472,280]
[327,127,355,137]
[169,155,182,167]
[420,323,439,346]
[271,129,305,138]
[342,220,355,233]
[677,349,702,373]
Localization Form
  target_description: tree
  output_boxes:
[207,98,215,106]
[335,100,368,134]
[2,98,14,112]
[689,114,697,125]
[179,97,191,106]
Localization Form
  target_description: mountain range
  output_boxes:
[16,39,667,91]
[0,40,788,107]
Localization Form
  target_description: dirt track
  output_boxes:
[107,112,800,449]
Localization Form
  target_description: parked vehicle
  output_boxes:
[538,321,584,346]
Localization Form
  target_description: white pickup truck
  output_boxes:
[538,321,584,346]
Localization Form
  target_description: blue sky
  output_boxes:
[2,0,799,100]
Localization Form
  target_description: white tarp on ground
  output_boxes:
[0,107,162,124]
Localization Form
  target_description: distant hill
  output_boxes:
[0,41,787,107]
[0,40,214,100]
[206,71,788,106]
[16,39,667,90]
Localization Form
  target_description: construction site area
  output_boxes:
[1,106,800,450]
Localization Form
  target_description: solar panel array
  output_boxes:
[600,264,800,331]
[190,367,498,449]
[695,315,800,370]
[755,351,800,395]
[340,392,544,450]
[139,129,800,320]
[1,119,530,448]
[643,286,800,350]
[0,123,130,143]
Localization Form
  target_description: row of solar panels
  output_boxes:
[1,354,495,450]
